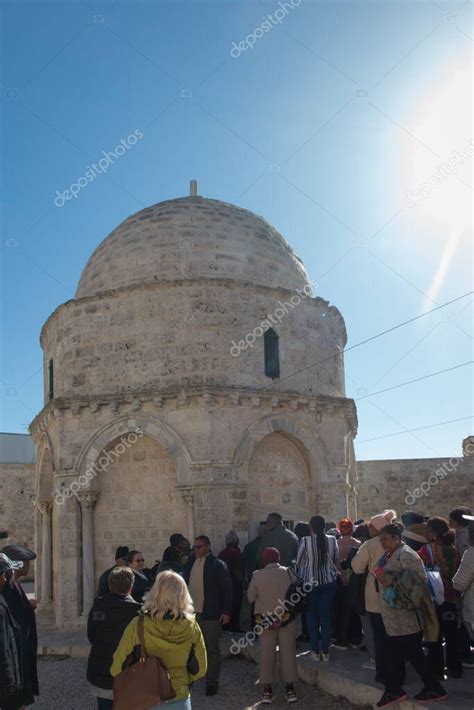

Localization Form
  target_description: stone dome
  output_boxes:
[76,196,310,299]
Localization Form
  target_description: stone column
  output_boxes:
[77,492,99,615]
[36,500,53,605]
[182,492,195,542]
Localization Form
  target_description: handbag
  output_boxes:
[112,615,176,710]
[425,545,445,607]
[186,644,199,675]
[284,568,309,619]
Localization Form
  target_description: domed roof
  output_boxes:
[75,196,310,299]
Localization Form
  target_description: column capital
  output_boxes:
[36,499,53,515]
[77,491,100,510]
[181,490,194,506]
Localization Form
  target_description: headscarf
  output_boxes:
[369,509,397,532]
[262,547,280,565]
[339,518,354,536]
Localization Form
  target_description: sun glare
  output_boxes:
[404,56,473,306]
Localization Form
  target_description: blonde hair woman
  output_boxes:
[111,571,207,709]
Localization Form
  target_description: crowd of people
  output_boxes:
[0,505,473,709]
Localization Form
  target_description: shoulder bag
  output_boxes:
[112,615,176,710]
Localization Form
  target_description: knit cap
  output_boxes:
[369,509,397,532]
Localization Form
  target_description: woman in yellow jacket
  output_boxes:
[111,570,207,709]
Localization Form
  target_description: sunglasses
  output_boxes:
[193,544,207,550]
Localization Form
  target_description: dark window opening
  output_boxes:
[48,359,54,400]
[264,328,280,379]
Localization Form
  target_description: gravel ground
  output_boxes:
[34,656,363,709]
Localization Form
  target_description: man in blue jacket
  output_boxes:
[184,535,232,696]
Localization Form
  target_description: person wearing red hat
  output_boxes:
[247,547,298,704]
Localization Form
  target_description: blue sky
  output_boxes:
[1,0,472,461]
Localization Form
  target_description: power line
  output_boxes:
[357,415,473,443]
[355,361,473,401]
[261,289,474,390]
[208,288,473,414]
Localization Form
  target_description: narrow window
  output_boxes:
[264,328,280,379]
[48,359,54,400]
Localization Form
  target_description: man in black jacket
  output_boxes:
[1,545,39,707]
[0,553,24,710]
[96,546,129,598]
[184,535,232,696]
[87,566,141,709]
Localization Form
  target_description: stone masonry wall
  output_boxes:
[93,434,188,583]
[0,463,36,551]
[356,456,474,520]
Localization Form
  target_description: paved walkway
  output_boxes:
[35,656,361,709]
[37,628,474,709]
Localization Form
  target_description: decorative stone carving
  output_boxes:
[270,397,279,408]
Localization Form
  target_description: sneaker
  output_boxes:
[286,688,298,703]
[376,691,408,707]
[414,686,448,703]
[321,651,330,662]
[262,687,272,704]
[310,651,321,662]
[333,642,349,650]
[362,659,376,670]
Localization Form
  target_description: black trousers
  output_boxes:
[384,631,435,694]
[369,612,389,681]
[427,602,462,676]
[333,583,362,644]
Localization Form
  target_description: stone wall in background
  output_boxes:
[356,444,474,520]
[0,463,36,551]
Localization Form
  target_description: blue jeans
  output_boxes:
[307,580,337,652]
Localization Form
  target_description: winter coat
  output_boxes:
[2,579,38,703]
[130,570,151,603]
[247,563,293,617]
[87,593,141,690]
[351,536,385,613]
[96,566,116,598]
[0,595,24,710]
[258,523,298,568]
[453,546,474,626]
[377,544,434,637]
[183,554,232,621]
[111,614,207,701]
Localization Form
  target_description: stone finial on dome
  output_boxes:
[189,179,198,197]
[462,435,474,457]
